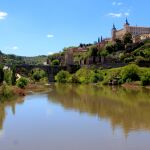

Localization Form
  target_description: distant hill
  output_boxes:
[0,51,48,65]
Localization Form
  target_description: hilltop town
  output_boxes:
[47,19,150,67]
[0,19,150,68]
[0,19,150,102]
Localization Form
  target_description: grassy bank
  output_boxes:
[55,64,150,87]
[0,83,51,102]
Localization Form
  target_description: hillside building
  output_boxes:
[112,19,150,42]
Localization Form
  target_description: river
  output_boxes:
[0,84,150,150]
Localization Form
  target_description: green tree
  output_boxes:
[105,44,115,54]
[123,32,133,45]
[4,69,12,85]
[1,82,13,98]
[55,70,71,83]
[114,39,124,51]
[32,69,46,81]
[0,65,4,83]
[141,71,150,86]
[88,45,98,57]
[16,77,28,88]
[121,64,140,82]
[100,49,108,57]
[52,59,60,66]
[11,65,16,85]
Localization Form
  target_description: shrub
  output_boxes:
[52,59,60,66]
[120,64,140,83]
[16,77,28,88]
[1,82,13,98]
[55,70,71,83]
[105,44,115,54]
[102,68,121,85]
[100,49,109,57]
[39,77,49,84]
[75,68,93,84]
[135,56,145,64]
[124,56,134,63]
[32,69,46,81]
[11,66,17,85]
[90,73,104,83]
[88,45,98,57]
[123,32,133,45]
[74,68,104,84]
[0,65,4,83]
[71,74,80,83]
[4,69,12,85]
[141,71,150,86]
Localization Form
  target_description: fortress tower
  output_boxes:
[111,24,117,41]
[111,19,150,41]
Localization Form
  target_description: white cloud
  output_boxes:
[108,12,130,18]
[12,46,19,50]
[0,11,8,20]
[47,34,54,38]
[5,46,19,53]
[124,12,130,16]
[48,51,54,55]
[112,1,123,6]
[108,13,122,18]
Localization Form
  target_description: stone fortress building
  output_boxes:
[112,18,150,41]
[65,19,150,65]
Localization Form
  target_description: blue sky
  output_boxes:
[0,0,149,56]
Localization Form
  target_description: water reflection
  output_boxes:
[0,98,24,130]
[0,84,150,138]
[48,84,150,135]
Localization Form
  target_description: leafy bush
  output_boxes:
[120,64,140,83]
[105,44,115,54]
[74,68,103,84]
[90,72,104,83]
[124,56,135,63]
[1,82,13,98]
[75,68,93,84]
[123,32,133,45]
[0,65,4,83]
[32,69,46,81]
[16,77,28,88]
[4,69,12,85]
[71,74,80,83]
[102,68,121,85]
[100,49,109,57]
[52,59,60,66]
[39,77,49,84]
[11,66,17,85]
[88,45,98,57]
[141,71,150,86]
[55,70,71,83]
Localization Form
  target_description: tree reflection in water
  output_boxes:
[0,97,24,131]
[0,84,150,137]
[48,84,150,135]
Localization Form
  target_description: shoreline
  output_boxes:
[0,82,150,102]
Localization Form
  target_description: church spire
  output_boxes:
[112,24,116,30]
[125,18,130,26]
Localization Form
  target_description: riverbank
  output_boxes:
[122,82,150,90]
[0,83,51,101]
[55,64,150,86]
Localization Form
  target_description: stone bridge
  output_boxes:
[15,64,80,82]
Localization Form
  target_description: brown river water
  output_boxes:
[0,84,150,150]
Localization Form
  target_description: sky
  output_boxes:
[0,0,149,56]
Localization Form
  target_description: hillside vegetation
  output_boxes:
[0,50,47,65]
